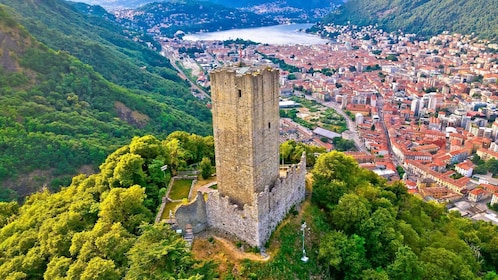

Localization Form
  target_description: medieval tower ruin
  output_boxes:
[175,65,306,248]
[210,66,281,207]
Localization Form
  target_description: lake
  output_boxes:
[183,23,329,45]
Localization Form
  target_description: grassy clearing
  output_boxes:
[169,179,193,200]
[192,196,330,279]
[236,202,328,279]
[161,201,183,220]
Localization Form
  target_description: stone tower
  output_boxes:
[210,65,280,207]
[174,64,306,248]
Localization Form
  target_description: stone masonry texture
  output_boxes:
[175,65,306,247]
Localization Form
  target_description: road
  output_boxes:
[376,95,400,166]
[317,99,366,152]
[160,46,211,101]
[302,94,366,151]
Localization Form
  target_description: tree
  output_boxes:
[361,269,389,280]
[313,179,348,209]
[472,154,483,165]
[129,135,164,161]
[112,153,146,188]
[44,256,72,280]
[80,257,120,280]
[419,247,475,280]
[125,223,210,280]
[474,164,487,174]
[486,159,498,174]
[387,246,423,280]
[396,166,405,178]
[332,194,371,234]
[360,208,401,267]
[319,231,369,279]
[312,151,360,186]
[164,138,188,174]
[200,157,212,179]
[386,54,398,61]
[371,124,376,131]
[0,201,18,227]
[98,186,153,233]
[94,223,135,267]
[332,138,356,151]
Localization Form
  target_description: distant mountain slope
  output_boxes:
[208,0,339,9]
[324,0,498,41]
[0,3,211,201]
[116,1,278,37]
[74,0,340,10]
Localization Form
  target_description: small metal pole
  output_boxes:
[301,222,308,262]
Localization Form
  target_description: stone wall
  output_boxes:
[205,154,306,247]
[206,191,260,245]
[256,154,306,245]
[174,193,208,234]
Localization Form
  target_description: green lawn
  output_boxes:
[161,201,183,220]
[169,179,193,200]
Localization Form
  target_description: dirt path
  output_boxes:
[212,236,270,262]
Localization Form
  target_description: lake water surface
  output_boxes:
[183,23,329,45]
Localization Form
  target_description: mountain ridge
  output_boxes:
[0,1,211,200]
[323,0,498,41]
[73,0,340,10]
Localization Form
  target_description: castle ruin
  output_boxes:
[175,65,306,248]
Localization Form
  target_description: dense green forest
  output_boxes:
[324,0,498,41]
[0,133,216,279]
[0,2,212,200]
[1,134,497,279]
[231,151,498,279]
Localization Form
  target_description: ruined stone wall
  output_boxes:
[205,191,260,246]
[256,154,307,244]
[175,193,208,234]
[206,155,306,247]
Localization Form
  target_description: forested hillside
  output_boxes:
[324,0,498,41]
[0,2,212,201]
[232,151,498,279]
[1,134,497,279]
[117,1,278,37]
[0,133,216,279]
[207,0,339,9]
[74,0,340,10]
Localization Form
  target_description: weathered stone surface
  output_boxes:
[176,65,306,248]
[206,155,306,247]
[175,192,208,234]
[210,66,280,207]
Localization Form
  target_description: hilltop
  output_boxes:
[0,2,211,200]
[324,0,498,41]
[1,134,497,278]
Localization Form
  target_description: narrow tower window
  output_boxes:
[238,89,242,97]
[268,122,271,129]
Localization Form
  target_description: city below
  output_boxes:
[163,23,498,224]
